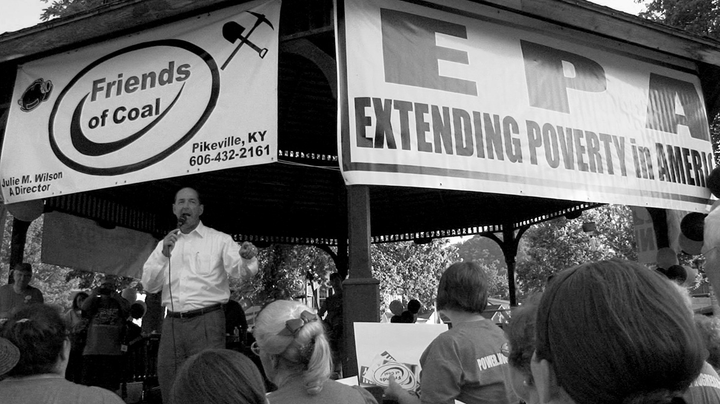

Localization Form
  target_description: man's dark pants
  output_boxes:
[157,309,225,402]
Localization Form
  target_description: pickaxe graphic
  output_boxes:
[221,11,274,70]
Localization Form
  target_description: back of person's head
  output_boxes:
[0,304,66,377]
[534,259,704,404]
[436,261,489,314]
[389,300,403,316]
[506,294,542,376]
[407,299,421,314]
[506,294,542,404]
[170,349,266,404]
[253,299,331,395]
[694,315,720,371]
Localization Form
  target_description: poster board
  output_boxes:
[354,322,447,391]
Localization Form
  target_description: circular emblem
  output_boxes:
[372,362,418,390]
[48,39,220,176]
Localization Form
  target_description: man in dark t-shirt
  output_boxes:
[0,263,43,319]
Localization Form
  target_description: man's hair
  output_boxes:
[13,263,32,274]
[174,187,202,204]
[407,299,421,314]
[436,261,489,314]
[0,304,66,376]
[534,259,704,404]
[170,349,266,404]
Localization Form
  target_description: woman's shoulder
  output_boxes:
[322,381,379,404]
[268,380,378,404]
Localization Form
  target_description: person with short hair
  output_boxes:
[503,294,541,404]
[388,300,403,323]
[81,280,130,393]
[531,259,705,404]
[0,263,44,319]
[253,299,378,404]
[170,349,267,404]
[141,186,260,401]
[404,299,421,323]
[0,304,125,404]
[385,262,516,404]
[63,291,89,383]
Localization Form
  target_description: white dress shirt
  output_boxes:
[141,221,258,312]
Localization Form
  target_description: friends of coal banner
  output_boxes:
[337,0,714,212]
[0,0,280,203]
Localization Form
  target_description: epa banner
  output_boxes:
[1,0,280,203]
[338,0,714,212]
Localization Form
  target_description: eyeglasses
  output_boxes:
[251,341,261,356]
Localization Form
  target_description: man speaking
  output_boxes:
[141,187,259,401]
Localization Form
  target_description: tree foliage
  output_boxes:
[514,205,637,298]
[40,0,126,21]
[456,236,512,300]
[636,0,720,161]
[234,244,336,307]
[371,239,459,313]
[639,0,720,40]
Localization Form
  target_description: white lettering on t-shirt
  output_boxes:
[477,353,508,371]
[691,373,720,389]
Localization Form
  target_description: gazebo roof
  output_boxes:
[0,0,718,243]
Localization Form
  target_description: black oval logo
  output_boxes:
[49,39,220,176]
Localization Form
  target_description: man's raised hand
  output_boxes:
[239,241,258,260]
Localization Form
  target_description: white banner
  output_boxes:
[1,0,280,203]
[338,0,714,212]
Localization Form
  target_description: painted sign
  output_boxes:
[354,322,447,389]
[1,0,280,203]
[337,0,714,212]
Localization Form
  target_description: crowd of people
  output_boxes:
[0,186,719,404]
[0,262,148,400]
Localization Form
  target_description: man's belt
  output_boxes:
[167,303,223,319]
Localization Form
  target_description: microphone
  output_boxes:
[166,215,188,257]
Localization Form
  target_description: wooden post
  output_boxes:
[8,218,31,283]
[342,185,380,377]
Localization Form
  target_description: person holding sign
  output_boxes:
[385,262,516,404]
[141,187,260,402]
